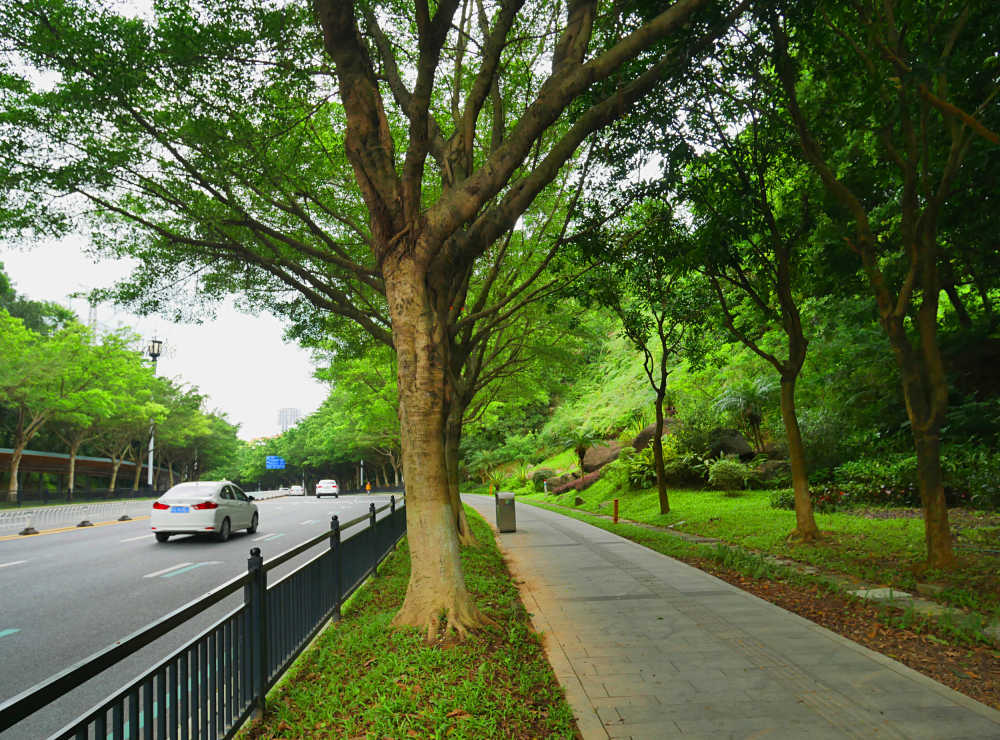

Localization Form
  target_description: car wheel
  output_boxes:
[247,512,259,534]
[155,532,170,543]
[216,518,231,542]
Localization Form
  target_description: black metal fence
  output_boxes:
[0,498,406,739]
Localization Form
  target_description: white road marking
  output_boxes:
[0,560,28,569]
[252,533,284,542]
[161,561,222,578]
[300,519,317,525]
[120,534,154,542]
[143,562,193,578]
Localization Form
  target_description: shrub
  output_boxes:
[941,444,1000,510]
[531,468,555,492]
[706,456,755,492]
[627,446,657,489]
[599,457,631,491]
[768,486,845,513]
[769,489,795,510]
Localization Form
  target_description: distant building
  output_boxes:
[278,407,301,433]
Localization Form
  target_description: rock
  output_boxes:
[708,428,754,461]
[756,459,790,480]
[583,441,622,472]
[849,587,913,602]
[548,473,578,490]
[574,496,584,506]
[631,421,674,452]
[985,623,1000,644]
[915,583,945,597]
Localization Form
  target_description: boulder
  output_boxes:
[583,441,623,472]
[548,472,579,490]
[756,459,790,480]
[631,420,674,452]
[708,428,754,461]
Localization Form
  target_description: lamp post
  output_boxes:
[147,338,162,488]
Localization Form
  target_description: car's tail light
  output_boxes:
[152,501,169,510]
[192,501,218,510]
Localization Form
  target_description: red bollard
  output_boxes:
[613,498,619,524]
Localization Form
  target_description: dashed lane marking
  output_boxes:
[143,562,193,578]
[0,560,28,569]
[120,534,154,542]
[300,519,317,525]
[160,561,222,578]
[0,629,21,638]
[252,533,285,542]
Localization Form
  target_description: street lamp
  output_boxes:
[147,338,162,488]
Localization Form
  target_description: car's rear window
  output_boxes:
[162,483,219,499]
[318,480,335,485]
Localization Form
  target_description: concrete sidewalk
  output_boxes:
[463,494,1000,740]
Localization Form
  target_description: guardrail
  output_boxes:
[0,500,154,534]
[0,497,406,739]
[0,490,289,535]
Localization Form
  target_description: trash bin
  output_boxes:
[495,491,516,533]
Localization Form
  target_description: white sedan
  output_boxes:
[151,481,258,543]
[315,479,339,498]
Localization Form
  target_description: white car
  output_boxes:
[315,479,339,498]
[151,481,258,543]
[289,484,304,496]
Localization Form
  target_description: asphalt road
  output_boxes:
[0,493,399,739]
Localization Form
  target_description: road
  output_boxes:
[0,493,399,739]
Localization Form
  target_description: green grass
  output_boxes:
[530,449,577,474]
[520,482,1000,621]
[240,507,576,740]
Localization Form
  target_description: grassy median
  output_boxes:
[240,507,577,740]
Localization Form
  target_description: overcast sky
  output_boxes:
[1,237,329,441]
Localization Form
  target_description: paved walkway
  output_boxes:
[463,495,1000,739]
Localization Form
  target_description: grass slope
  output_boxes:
[241,508,577,740]
[522,480,1000,622]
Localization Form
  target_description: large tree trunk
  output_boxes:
[780,374,819,541]
[67,441,80,502]
[131,451,143,491]
[108,458,123,493]
[385,256,489,639]
[445,404,477,546]
[652,389,670,515]
[6,441,26,503]
[891,321,955,569]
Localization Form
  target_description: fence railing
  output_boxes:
[0,490,289,535]
[0,497,406,739]
[0,500,154,534]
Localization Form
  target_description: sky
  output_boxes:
[1,237,329,441]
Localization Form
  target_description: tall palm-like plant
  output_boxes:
[714,377,778,452]
[561,426,603,473]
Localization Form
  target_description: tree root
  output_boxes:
[457,528,479,547]
[392,598,494,643]
[787,528,824,543]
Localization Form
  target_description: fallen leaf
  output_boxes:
[446,709,471,719]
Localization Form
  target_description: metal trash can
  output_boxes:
[495,491,516,532]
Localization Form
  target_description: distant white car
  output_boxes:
[289,484,304,496]
[315,479,339,498]
[151,481,258,543]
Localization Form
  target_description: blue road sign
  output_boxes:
[265,455,286,470]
